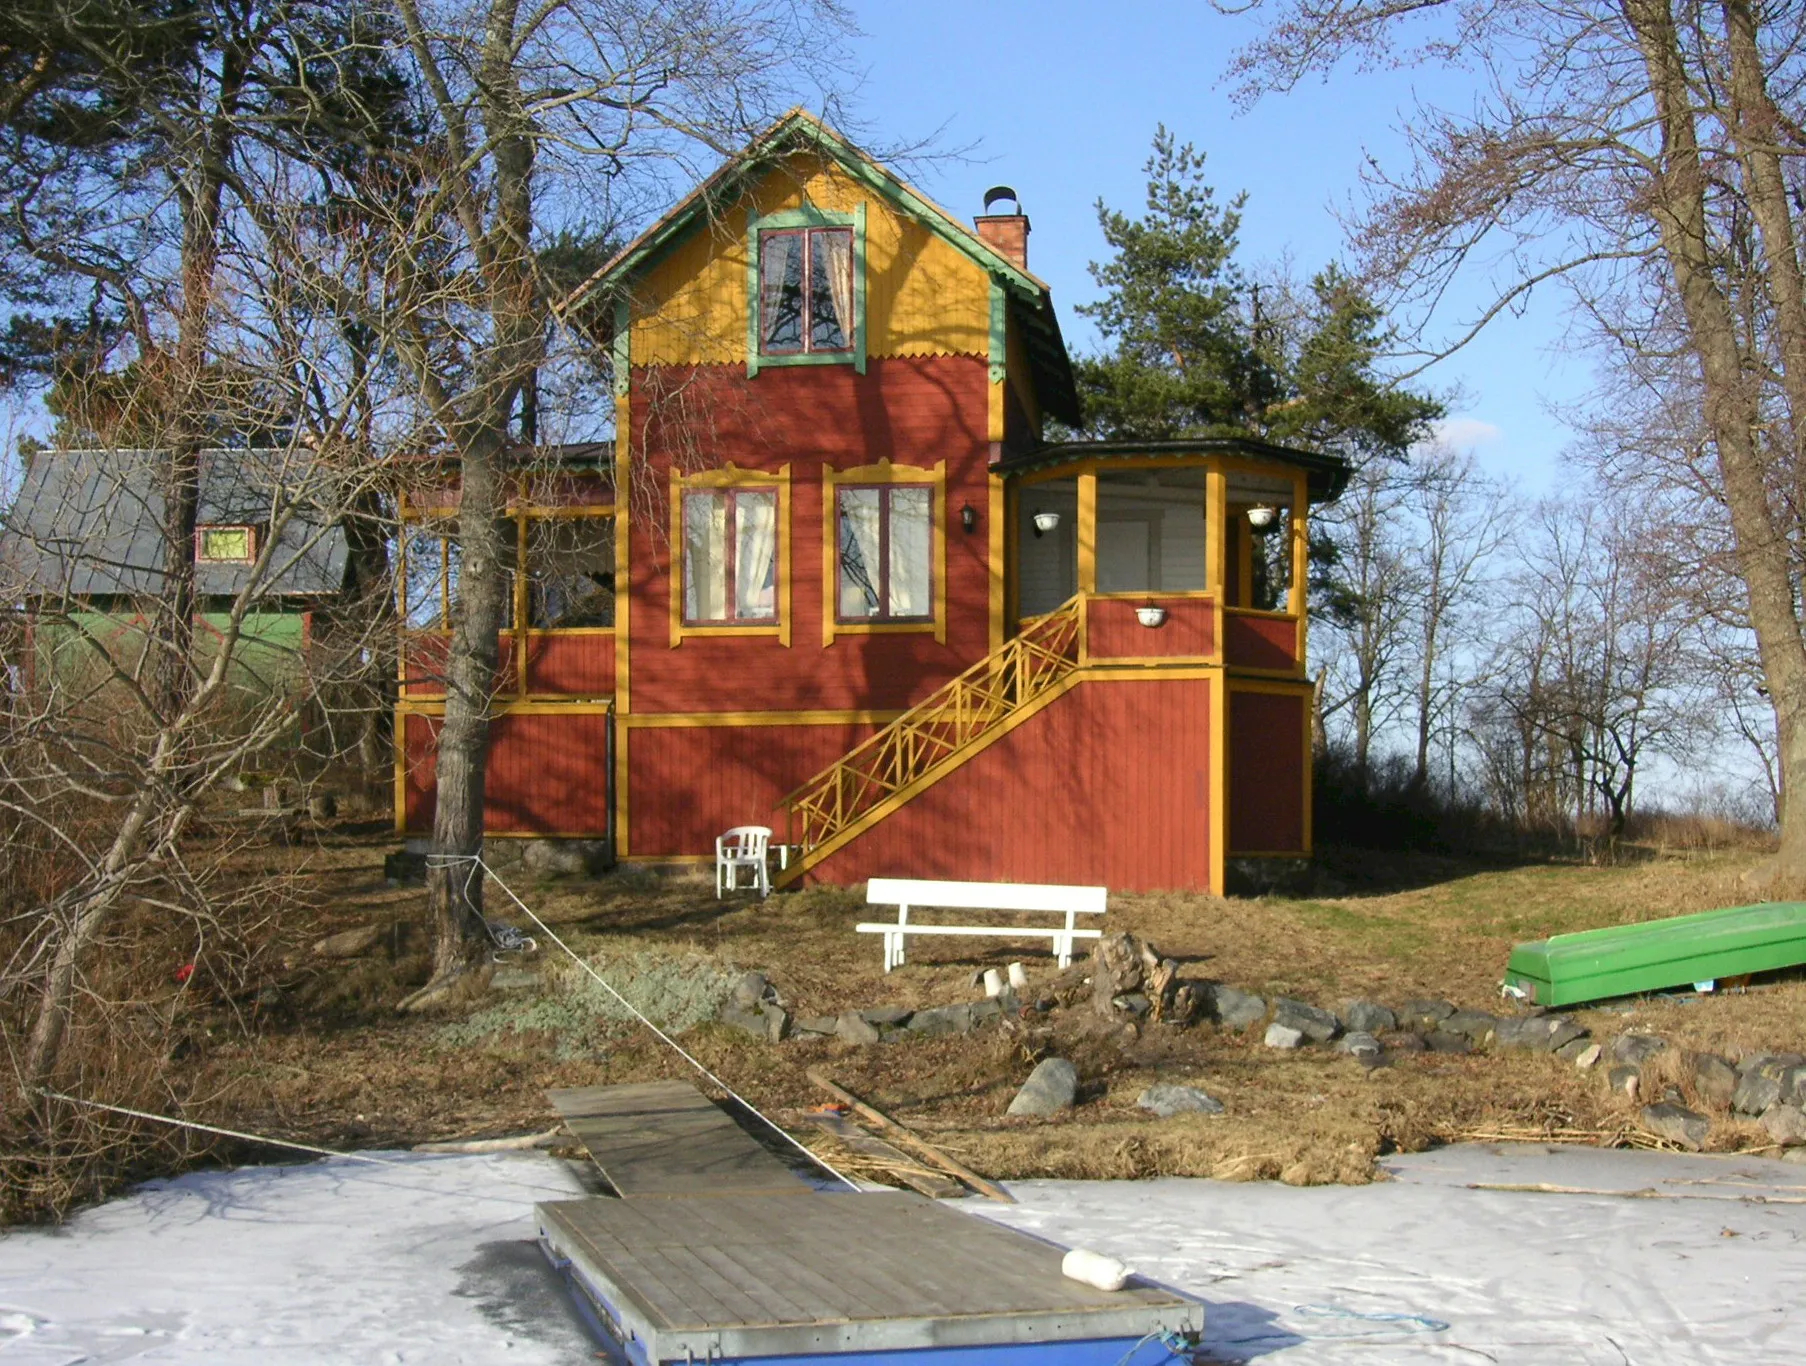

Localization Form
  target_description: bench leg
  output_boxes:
[1056,934,1071,969]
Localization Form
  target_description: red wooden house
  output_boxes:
[395,111,1348,893]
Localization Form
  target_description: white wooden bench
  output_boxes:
[857,878,1108,973]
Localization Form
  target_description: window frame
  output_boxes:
[821,460,945,645]
[746,206,866,378]
[196,524,256,564]
[669,463,792,647]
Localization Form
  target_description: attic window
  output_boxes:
[745,207,865,377]
[197,525,254,563]
[759,227,853,354]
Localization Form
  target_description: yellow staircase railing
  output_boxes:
[775,595,1082,883]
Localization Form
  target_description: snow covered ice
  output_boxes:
[2,1142,1804,1363]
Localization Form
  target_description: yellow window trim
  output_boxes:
[668,463,792,648]
[821,458,947,646]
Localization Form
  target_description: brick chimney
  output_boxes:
[975,185,1030,271]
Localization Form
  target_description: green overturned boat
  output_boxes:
[1503,901,1806,1007]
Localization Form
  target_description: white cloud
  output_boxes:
[1425,416,1503,451]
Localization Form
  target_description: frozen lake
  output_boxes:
[2,1142,1802,1363]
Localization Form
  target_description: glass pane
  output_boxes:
[683,492,729,622]
[734,491,778,620]
[198,526,250,561]
[810,228,852,351]
[837,487,883,619]
[759,232,804,353]
[1251,502,1293,612]
[887,487,931,618]
[527,517,615,628]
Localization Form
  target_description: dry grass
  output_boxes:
[20,830,1806,1222]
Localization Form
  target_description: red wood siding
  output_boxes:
[1086,597,1214,660]
[526,634,614,695]
[402,633,523,696]
[1228,688,1307,853]
[627,722,879,855]
[628,355,993,714]
[403,710,612,835]
[1224,613,1297,671]
[808,677,1212,891]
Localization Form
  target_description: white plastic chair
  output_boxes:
[716,826,773,898]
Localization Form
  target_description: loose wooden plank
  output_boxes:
[805,1068,1013,1202]
[802,1111,966,1199]
[547,1081,813,1198]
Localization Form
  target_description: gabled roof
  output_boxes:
[1,448,352,600]
[575,109,1080,424]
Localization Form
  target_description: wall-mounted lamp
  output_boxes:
[960,503,977,534]
[1032,510,1061,537]
[1246,505,1279,533]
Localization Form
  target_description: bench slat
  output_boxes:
[866,879,1106,914]
[855,923,1104,940]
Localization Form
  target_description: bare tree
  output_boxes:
[1221,0,1806,883]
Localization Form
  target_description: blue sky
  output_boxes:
[841,0,1587,494]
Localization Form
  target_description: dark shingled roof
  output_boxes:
[1,448,352,600]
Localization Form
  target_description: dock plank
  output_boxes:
[548,1081,813,1198]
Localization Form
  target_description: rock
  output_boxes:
[1443,1009,1498,1045]
[1380,1030,1426,1053]
[1165,981,1206,1026]
[1264,1022,1306,1049]
[1781,1064,1806,1107]
[730,972,770,1010]
[1136,1084,1225,1118]
[1739,1051,1806,1080]
[521,839,595,877]
[971,998,1004,1025]
[306,792,338,820]
[1761,1103,1806,1146]
[1007,1057,1078,1116]
[1398,999,1455,1030]
[907,1004,973,1037]
[1339,1000,1396,1034]
[1113,993,1152,1018]
[1642,1101,1709,1151]
[1272,998,1340,1043]
[1207,985,1267,1030]
[1557,1038,1599,1066]
[1607,1065,1641,1099]
[313,924,384,959]
[718,1003,768,1040]
[793,1015,838,1036]
[1496,1015,1587,1052]
[1090,933,1159,1017]
[1691,1053,1739,1110]
[860,1005,913,1027]
[834,1011,880,1045]
[762,1007,789,1043]
[1610,1033,1670,1067]
[1784,1147,1806,1165]
[1734,1072,1783,1116]
[1336,1031,1385,1067]
[1424,1030,1470,1054]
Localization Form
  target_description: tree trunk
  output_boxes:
[1626,0,1806,883]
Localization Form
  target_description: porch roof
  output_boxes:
[996,436,1351,502]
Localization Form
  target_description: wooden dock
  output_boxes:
[537,1082,1202,1366]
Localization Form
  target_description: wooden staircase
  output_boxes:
[774,596,1082,887]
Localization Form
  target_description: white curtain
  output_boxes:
[887,487,930,617]
[735,491,777,619]
[837,487,882,618]
[683,492,728,622]
[816,228,854,348]
[759,233,801,350]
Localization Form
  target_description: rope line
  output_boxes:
[38,1090,400,1166]
[435,852,860,1191]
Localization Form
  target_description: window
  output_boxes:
[759,227,853,356]
[197,525,254,563]
[683,488,779,625]
[525,517,614,628]
[837,486,932,623]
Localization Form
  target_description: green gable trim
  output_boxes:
[988,280,1007,386]
[746,203,866,378]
